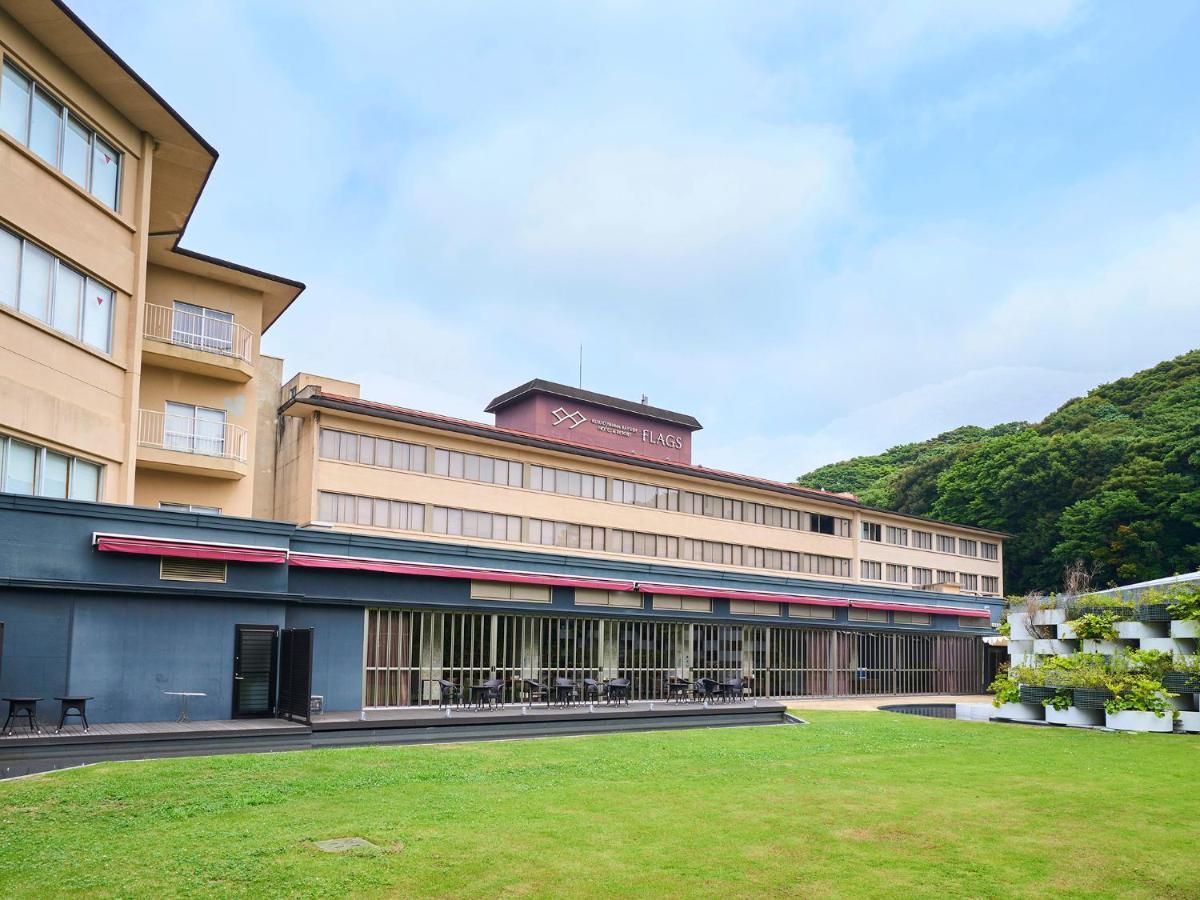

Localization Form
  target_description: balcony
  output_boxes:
[136,409,248,479]
[141,303,255,382]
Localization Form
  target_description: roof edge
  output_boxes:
[485,378,702,430]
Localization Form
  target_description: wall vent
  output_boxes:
[160,556,227,583]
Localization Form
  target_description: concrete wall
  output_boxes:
[284,604,364,713]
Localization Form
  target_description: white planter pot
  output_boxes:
[1117,621,1167,640]
[993,702,1044,721]
[1170,620,1199,639]
[1045,705,1103,727]
[1139,638,1189,656]
[955,703,994,722]
[1081,639,1126,655]
[1033,608,1068,626]
[1034,639,1077,655]
[1009,615,1036,641]
[1104,710,1174,733]
[1057,621,1078,640]
[1178,711,1200,733]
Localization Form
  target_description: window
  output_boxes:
[807,512,851,537]
[172,302,235,356]
[885,526,908,546]
[1,61,122,209]
[612,529,680,560]
[0,224,115,351]
[164,402,227,456]
[432,505,521,541]
[912,530,932,550]
[318,428,426,473]
[982,575,1000,594]
[434,448,522,487]
[729,599,781,616]
[574,589,642,608]
[886,564,908,583]
[652,595,712,612]
[861,560,882,581]
[861,521,882,542]
[317,491,425,531]
[159,502,221,515]
[680,537,742,566]
[960,616,991,628]
[789,604,835,620]
[959,573,980,592]
[959,539,978,557]
[936,570,956,584]
[894,611,931,626]
[981,542,999,560]
[0,434,101,501]
[936,535,956,553]
[912,567,933,587]
[530,464,606,500]
[848,608,889,624]
[528,518,606,551]
[803,554,852,577]
[470,580,551,603]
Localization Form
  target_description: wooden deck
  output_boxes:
[1,700,792,779]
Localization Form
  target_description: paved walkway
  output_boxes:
[788,694,991,711]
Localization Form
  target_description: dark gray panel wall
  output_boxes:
[284,604,364,713]
[67,596,287,723]
[0,592,71,699]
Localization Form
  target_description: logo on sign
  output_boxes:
[551,407,588,429]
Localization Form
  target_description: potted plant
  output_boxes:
[1136,587,1174,623]
[1162,654,1200,695]
[1167,583,1200,639]
[1067,593,1134,621]
[1042,686,1101,727]
[1014,666,1058,706]
[989,670,1043,721]
[1069,612,1125,654]
[1103,675,1176,732]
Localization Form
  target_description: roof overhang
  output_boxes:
[93,532,288,564]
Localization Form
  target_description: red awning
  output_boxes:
[850,599,991,618]
[93,533,288,564]
[288,553,636,592]
[636,582,849,607]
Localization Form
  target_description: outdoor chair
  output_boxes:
[522,678,550,706]
[553,677,580,707]
[693,678,720,702]
[605,677,631,705]
[666,677,691,702]
[718,677,747,702]
[582,678,602,702]
[435,679,461,709]
[470,677,505,710]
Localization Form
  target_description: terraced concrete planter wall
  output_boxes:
[993,702,1044,721]
[1116,621,1168,640]
[1080,640,1127,655]
[1179,711,1200,733]
[1057,621,1078,640]
[1034,639,1077,655]
[1104,710,1174,733]
[1009,616,1037,641]
[1045,705,1103,727]
[1139,638,1190,656]
[1033,609,1068,627]
[1170,620,1200,639]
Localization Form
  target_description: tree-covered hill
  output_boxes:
[796,350,1200,594]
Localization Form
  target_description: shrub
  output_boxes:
[1043,690,1073,712]
[1156,583,1200,622]
[989,673,1020,707]
[1069,612,1120,641]
[1118,648,1174,681]
[1103,676,1175,718]
[1067,593,1135,620]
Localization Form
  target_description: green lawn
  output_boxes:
[2,711,1198,898]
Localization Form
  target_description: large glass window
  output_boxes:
[172,301,234,355]
[164,402,227,456]
[434,448,522,487]
[0,61,122,210]
[0,435,100,501]
[319,428,426,473]
[0,224,114,352]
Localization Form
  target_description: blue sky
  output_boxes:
[75,0,1200,480]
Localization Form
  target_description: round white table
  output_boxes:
[162,691,206,722]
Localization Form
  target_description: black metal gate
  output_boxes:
[277,628,314,724]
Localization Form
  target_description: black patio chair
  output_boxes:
[553,677,580,707]
[522,678,550,706]
[719,677,747,703]
[435,679,461,709]
[666,677,691,703]
[605,677,631,706]
[470,677,505,710]
[582,678,602,703]
[693,678,719,702]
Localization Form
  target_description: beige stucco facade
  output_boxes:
[277,377,1007,599]
[0,1,301,516]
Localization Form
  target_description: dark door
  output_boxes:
[277,628,314,724]
[233,625,278,717]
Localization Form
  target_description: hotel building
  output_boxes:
[0,1,1007,725]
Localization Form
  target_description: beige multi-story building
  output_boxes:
[277,375,1005,600]
[0,0,303,518]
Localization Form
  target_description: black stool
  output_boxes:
[3,697,43,735]
[54,696,93,733]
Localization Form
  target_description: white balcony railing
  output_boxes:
[137,409,248,463]
[143,303,253,364]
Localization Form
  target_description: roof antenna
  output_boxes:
[578,344,583,389]
[641,394,648,405]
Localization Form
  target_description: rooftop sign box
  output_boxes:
[485,379,701,464]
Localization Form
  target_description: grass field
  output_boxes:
[2,711,1198,898]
